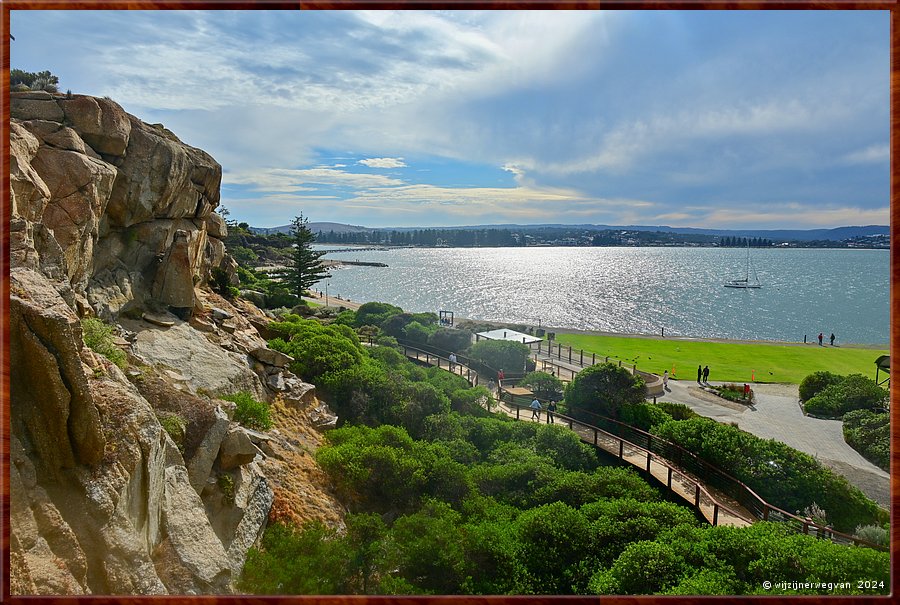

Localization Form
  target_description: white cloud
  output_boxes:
[224,167,406,191]
[358,157,407,169]
[841,144,889,165]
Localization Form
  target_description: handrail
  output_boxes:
[395,341,886,552]
[564,406,885,549]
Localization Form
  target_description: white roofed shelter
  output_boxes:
[475,328,542,345]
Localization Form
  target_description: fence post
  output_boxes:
[762,505,769,521]
[645,451,651,472]
[568,346,572,363]
[592,352,596,365]
[593,428,598,446]
[557,343,562,359]
[580,350,584,365]
[694,484,701,507]
[618,360,622,367]
[667,467,672,489]
[516,407,520,420]
[713,504,719,526]
[619,440,624,458]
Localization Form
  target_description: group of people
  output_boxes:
[529,397,558,423]
[804,333,836,346]
[697,364,711,384]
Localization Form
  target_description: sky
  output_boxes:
[10,10,890,229]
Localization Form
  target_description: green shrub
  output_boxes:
[468,340,530,375]
[81,317,127,369]
[218,473,236,505]
[798,371,841,402]
[220,391,273,430]
[854,524,889,547]
[619,402,672,431]
[804,374,887,418]
[842,409,889,471]
[518,371,564,401]
[157,412,186,453]
[354,301,403,328]
[651,417,883,532]
[564,362,645,421]
[427,327,474,354]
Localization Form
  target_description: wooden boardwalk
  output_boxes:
[391,342,885,550]
[399,344,753,528]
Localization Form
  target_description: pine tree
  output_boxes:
[275,214,330,297]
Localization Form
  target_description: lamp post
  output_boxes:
[325,282,329,307]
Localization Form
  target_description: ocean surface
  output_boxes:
[315,246,890,346]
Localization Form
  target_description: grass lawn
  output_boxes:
[551,333,887,384]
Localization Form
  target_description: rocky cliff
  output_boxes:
[9,92,343,595]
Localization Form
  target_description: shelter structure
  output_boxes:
[874,355,890,387]
[475,328,543,346]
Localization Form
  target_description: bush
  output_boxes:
[518,371,564,401]
[220,391,273,430]
[81,317,127,369]
[651,417,884,532]
[354,301,403,328]
[157,412,186,453]
[854,524,889,547]
[804,374,887,418]
[712,383,753,404]
[468,340,530,375]
[842,409,889,471]
[427,327,473,354]
[799,371,841,402]
[619,402,672,432]
[564,362,645,421]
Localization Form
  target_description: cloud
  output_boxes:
[358,157,407,168]
[224,167,406,191]
[840,144,889,165]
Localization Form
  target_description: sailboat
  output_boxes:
[724,242,761,288]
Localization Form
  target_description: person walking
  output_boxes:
[702,365,710,383]
[449,352,457,372]
[830,333,835,346]
[663,370,669,390]
[497,368,505,387]
[547,400,557,424]
[697,365,702,384]
[530,397,542,421]
[818,333,823,346]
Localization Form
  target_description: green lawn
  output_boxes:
[551,333,887,384]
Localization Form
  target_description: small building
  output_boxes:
[475,328,543,346]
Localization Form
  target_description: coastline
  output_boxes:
[304,291,886,350]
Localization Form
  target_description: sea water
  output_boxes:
[315,246,889,345]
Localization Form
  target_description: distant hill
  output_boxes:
[251,221,888,242]
[250,222,372,235]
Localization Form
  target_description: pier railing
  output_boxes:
[394,341,886,552]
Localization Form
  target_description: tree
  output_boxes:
[564,362,645,420]
[275,214,330,297]
[11,68,59,91]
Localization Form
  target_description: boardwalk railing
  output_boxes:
[395,341,886,552]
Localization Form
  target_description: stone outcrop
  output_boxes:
[11,91,228,319]
[8,93,339,596]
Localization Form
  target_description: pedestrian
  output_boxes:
[804,334,807,344]
[663,370,669,390]
[530,397,542,421]
[743,383,751,399]
[818,333,823,346]
[497,368,505,386]
[697,365,702,384]
[703,365,710,383]
[449,352,457,371]
[547,400,557,424]
[830,333,835,346]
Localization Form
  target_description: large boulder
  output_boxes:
[128,320,267,401]
[10,269,105,471]
[218,427,263,471]
[105,118,220,229]
[186,405,231,493]
[58,95,132,157]
[11,93,65,122]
